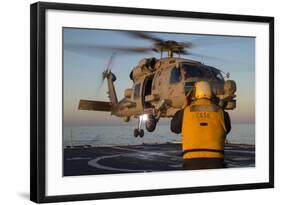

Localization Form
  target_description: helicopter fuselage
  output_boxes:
[79,57,236,136]
[111,57,232,120]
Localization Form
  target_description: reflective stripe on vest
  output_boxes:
[182,99,227,159]
[182,149,224,157]
[190,104,219,112]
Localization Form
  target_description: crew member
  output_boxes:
[171,81,231,170]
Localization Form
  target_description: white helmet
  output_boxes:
[195,81,212,99]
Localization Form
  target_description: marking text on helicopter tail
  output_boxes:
[78,100,111,112]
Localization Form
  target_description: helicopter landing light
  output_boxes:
[140,114,148,122]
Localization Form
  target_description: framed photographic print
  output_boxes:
[30,2,274,203]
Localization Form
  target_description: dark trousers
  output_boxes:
[183,158,225,170]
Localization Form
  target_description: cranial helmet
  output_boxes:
[195,81,212,99]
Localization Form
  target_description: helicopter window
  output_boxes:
[203,68,213,79]
[182,64,204,79]
[212,69,224,81]
[134,83,141,98]
[170,67,181,84]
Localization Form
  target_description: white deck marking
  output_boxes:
[87,146,181,172]
[169,164,182,168]
[112,146,182,159]
[225,150,254,154]
[88,154,156,172]
[66,157,92,161]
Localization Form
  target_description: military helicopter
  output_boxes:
[76,32,237,137]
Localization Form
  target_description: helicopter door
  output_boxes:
[143,75,154,108]
[168,66,185,108]
[133,81,143,111]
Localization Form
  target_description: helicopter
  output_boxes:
[76,32,237,137]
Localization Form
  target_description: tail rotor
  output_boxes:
[96,53,116,95]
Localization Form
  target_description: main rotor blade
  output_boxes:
[127,31,163,42]
[184,51,252,67]
[65,43,154,56]
[180,42,193,48]
[190,36,247,48]
[184,51,218,59]
[185,51,239,63]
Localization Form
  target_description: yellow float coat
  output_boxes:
[182,99,227,159]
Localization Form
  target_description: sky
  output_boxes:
[63,28,255,126]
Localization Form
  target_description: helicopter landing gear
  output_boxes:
[134,117,145,137]
[134,128,139,137]
[133,129,144,137]
[134,129,144,137]
[139,129,144,138]
[145,115,158,132]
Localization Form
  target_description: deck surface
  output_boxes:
[64,143,255,176]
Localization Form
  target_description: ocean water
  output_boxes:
[63,123,255,147]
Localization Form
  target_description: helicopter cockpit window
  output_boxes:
[182,64,204,79]
[212,69,224,81]
[134,83,141,98]
[170,67,181,84]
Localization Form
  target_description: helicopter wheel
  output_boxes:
[145,116,157,132]
[134,129,139,138]
[139,129,144,138]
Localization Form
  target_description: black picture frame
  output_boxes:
[30,1,274,203]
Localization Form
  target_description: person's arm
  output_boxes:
[171,91,192,134]
[183,90,194,108]
[223,111,231,134]
[170,109,184,134]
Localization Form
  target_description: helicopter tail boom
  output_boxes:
[78,100,111,112]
